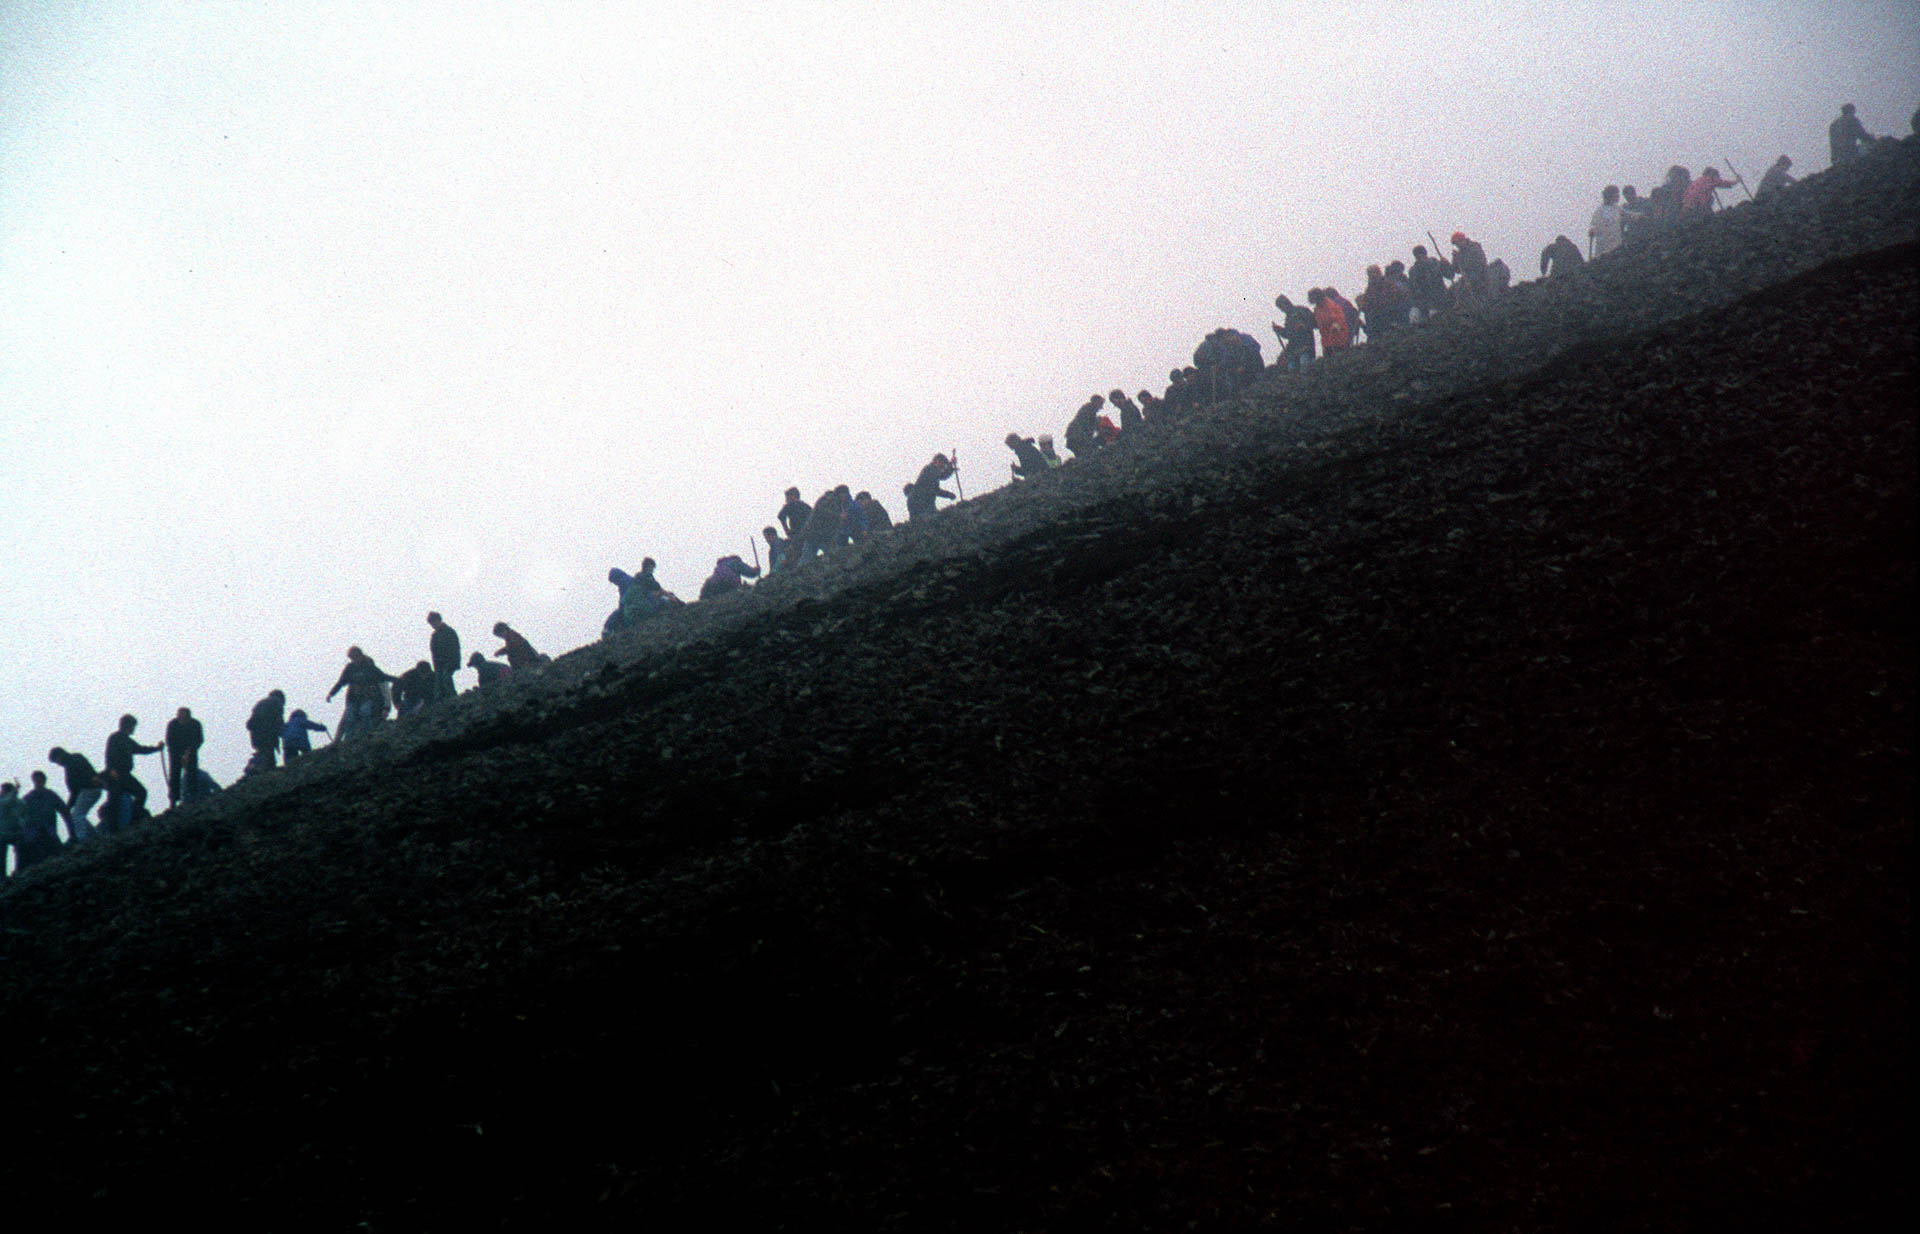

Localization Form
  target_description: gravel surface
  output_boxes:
[2,140,1914,1230]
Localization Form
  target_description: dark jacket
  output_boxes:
[165,715,204,755]
[430,624,462,674]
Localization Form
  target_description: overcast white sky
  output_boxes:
[3,1,1917,790]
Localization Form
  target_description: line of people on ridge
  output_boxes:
[1002,104,1909,475]
[9,107,1912,878]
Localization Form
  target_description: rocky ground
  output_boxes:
[2,144,1914,1230]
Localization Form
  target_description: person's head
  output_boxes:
[835,483,852,497]
[30,771,47,788]
[1602,184,1619,203]
[1556,234,1573,246]
[1005,432,1022,447]
[48,747,67,763]
[1450,231,1468,246]
[763,525,780,542]
[1138,390,1153,403]
[119,714,137,733]
[270,689,284,702]
[1,781,16,798]
[1412,244,1427,258]
[468,651,485,667]
[1367,263,1383,279]
[290,709,306,722]
[1038,434,1054,447]
[785,486,800,501]
[1274,293,1293,310]
[177,706,192,720]
[856,490,872,503]
[416,660,431,673]
[1168,368,1182,383]
[641,557,656,572]
[1842,102,1856,115]
[1386,259,1405,276]
[427,611,442,628]
[1109,389,1127,403]
[1667,165,1689,184]
[347,646,364,661]
[1775,155,1792,168]
[1306,287,1324,303]
[493,621,510,637]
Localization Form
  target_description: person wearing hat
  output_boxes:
[1829,103,1872,166]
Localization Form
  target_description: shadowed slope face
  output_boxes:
[3,205,1915,1225]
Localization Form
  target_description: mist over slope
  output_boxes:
[2,143,1914,1229]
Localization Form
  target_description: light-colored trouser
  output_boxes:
[66,788,101,843]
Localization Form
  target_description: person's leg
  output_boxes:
[168,754,185,807]
[68,788,100,842]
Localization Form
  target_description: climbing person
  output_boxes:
[325,646,398,742]
[1110,389,1143,436]
[1448,233,1490,305]
[467,651,512,688]
[1589,185,1624,257]
[620,557,674,622]
[762,526,790,574]
[1358,264,1411,335]
[245,689,286,773]
[1408,245,1453,322]
[280,709,328,760]
[906,453,958,520]
[428,612,462,701]
[1063,395,1105,459]
[394,660,438,716]
[1680,167,1735,219]
[0,782,22,872]
[1037,435,1063,468]
[699,554,762,600]
[102,714,162,831]
[793,488,849,560]
[1307,288,1351,353]
[13,773,68,871]
[1540,235,1585,279]
[493,622,546,672]
[1829,103,1872,166]
[1620,185,1650,243]
[163,706,204,808]
[1325,286,1363,342]
[1271,294,1314,370]
[1645,167,1691,233]
[777,487,812,540]
[855,490,894,535]
[836,484,869,545]
[46,746,103,843]
[1007,432,1050,480]
[1756,155,1795,199]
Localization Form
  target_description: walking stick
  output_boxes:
[159,747,170,805]
[749,535,760,575]
[1723,157,1755,201]
[951,448,964,501]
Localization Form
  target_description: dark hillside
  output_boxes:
[3,148,1914,1229]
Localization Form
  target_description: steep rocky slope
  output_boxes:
[2,144,1914,1229]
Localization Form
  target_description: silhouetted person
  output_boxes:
[1540,235,1585,279]
[855,490,893,535]
[794,488,848,560]
[1448,233,1489,305]
[1645,167,1690,233]
[246,689,286,772]
[281,709,328,760]
[1681,167,1735,219]
[1756,155,1795,199]
[835,483,868,545]
[1829,103,1872,166]
[326,646,397,742]
[1308,288,1352,353]
[468,651,511,688]
[1110,389,1143,435]
[163,706,204,807]
[1272,294,1317,367]
[47,746,103,843]
[102,714,161,831]
[1589,186,1624,257]
[1620,185,1649,242]
[906,454,957,520]
[1037,435,1063,468]
[1358,265,1411,334]
[1064,395,1105,459]
[0,782,22,872]
[493,622,545,672]
[777,487,812,539]
[428,612,462,700]
[1007,432,1049,480]
[762,527,790,574]
[620,557,671,623]
[1408,246,1452,321]
[14,773,67,871]
[394,660,437,716]
[700,554,761,600]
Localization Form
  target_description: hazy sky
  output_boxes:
[3,1,1916,790]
